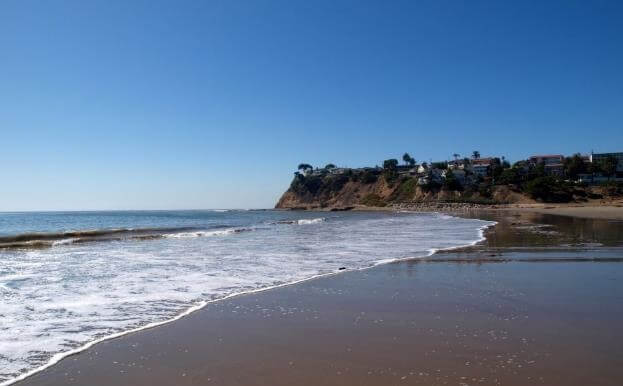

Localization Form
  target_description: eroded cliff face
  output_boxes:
[275,172,530,210]
[275,177,393,209]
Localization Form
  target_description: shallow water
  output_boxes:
[0,210,492,384]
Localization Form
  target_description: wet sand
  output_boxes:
[504,204,623,220]
[16,212,623,386]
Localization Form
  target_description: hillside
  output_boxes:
[275,170,532,210]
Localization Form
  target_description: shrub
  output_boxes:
[328,175,349,192]
[421,180,442,192]
[524,177,573,202]
[478,183,492,198]
[383,159,399,182]
[289,174,323,195]
[360,170,378,184]
[360,193,386,207]
[497,168,521,185]
[391,178,418,201]
[601,181,623,197]
[443,170,462,191]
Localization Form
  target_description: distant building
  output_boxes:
[471,164,489,177]
[590,152,623,173]
[407,167,419,176]
[528,154,565,176]
[310,168,326,176]
[417,168,443,186]
[528,154,564,165]
[470,157,494,177]
[448,160,470,171]
[329,168,348,175]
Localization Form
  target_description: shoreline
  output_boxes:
[12,209,623,386]
[309,202,623,221]
[3,215,495,386]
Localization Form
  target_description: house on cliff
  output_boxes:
[528,154,565,177]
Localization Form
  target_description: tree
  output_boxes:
[297,163,313,175]
[383,159,399,170]
[524,177,573,203]
[472,150,481,159]
[443,169,462,191]
[402,153,416,167]
[563,153,587,180]
[497,168,521,185]
[491,163,504,180]
[530,162,546,179]
[324,163,336,169]
[453,153,460,160]
[383,159,399,182]
[360,170,378,184]
[586,160,601,183]
[600,156,618,180]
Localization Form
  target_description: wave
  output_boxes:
[297,217,325,225]
[163,227,254,238]
[0,226,246,249]
[274,217,326,225]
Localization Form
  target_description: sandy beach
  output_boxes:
[508,204,623,220]
[15,210,623,386]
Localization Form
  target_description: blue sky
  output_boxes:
[1,0,622,210]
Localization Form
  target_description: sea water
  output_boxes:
[0,210,493,384]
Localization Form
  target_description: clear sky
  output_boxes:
[1,0,622,210]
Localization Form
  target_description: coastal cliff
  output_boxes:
[275,170,528,210]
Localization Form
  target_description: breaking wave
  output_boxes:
[274,217,326,225]
[0,226,249,249]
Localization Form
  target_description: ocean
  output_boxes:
[0,210,493,385]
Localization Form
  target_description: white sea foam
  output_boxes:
[165,229,235,238]
[0,211,494,385]
[51,238,77,246]
[296,217,325,225]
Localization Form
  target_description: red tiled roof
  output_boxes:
[529,154,563,159]
[472,157,494,163]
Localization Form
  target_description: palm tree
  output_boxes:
[472,151,481,159]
